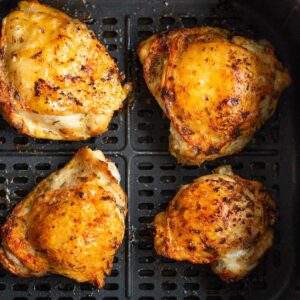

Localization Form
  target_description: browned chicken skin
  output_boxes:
[138,27,291,165]
[0,1,131,140]
[0,147,127,288]
[154,165,277,281]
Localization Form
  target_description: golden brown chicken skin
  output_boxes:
[0,1,131,140]
[138,27,291,165]
[154,165,277,281]
[0,147,127,288]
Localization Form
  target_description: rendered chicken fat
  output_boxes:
[153,165,277,281]
[138,27,291,165]
[0,1,131,140]
[0,147,127,288]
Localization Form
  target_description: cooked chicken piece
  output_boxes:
[0,147,127,288]
[138,27,291,165]
[154,165,277,281]
[0,1,131,140]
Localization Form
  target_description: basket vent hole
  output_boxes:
[184,268,199,277]
[0,163,5,170]
[102,31,118,38]
[160,189,176,197]
[139,283,154,290]
[108,122,118,131]
[183,176,197,183]
[182,165,198,170]
[102,18,117,25]
[109,269,119,277]
[250,162,265,170]
[231,163,243,170]
[162,282,177,290]
[13,284,28,291]
[138,241,153,250]
[80,283,94,291]
[14,189,28,197]
[138,229,152,237]
[36,176,46,183]
[184,283,199,291]
[160,163,176,170]
[138,190,154,197]
[58,283,74,291]
[160,257,176,263]
[13,163,28,170]
[103,136,118,144]
[58,297,73,300]
[159,202,169,210]
[160,17,175,26]
[184,297,200,300]
[104,283,119,290]
[138,176,153,183]
[35,139,48,144]
[138,109,154,118]
[138,31,153,39]
[107,44,117,51]
[181,17,197,26]
[139,256,154,263]
[138,122,154,131]
[138,136,153,144]
[138,162,154,170]
[160,176,176,183]
[138,203,154,210]
[138,216,153,223]
[0,177,5,184]
[14,136,28,145]
[13,177,28,184]
[138,269,154,277]
[138,17,153,25]
[229,296,245,300]
[35,283,50,291]
[162,269,177,277]
[36,163,51,170]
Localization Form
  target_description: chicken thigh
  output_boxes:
[154,165,277,281]
[0,1,131,140]
[0,147,127,288]
[138,27,291,165]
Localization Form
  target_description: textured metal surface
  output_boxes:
[0,0,299,299]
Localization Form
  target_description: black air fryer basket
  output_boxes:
[0,0,299,299]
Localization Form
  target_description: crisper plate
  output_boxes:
[0,0,299,300]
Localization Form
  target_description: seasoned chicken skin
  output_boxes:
[0,147,127,288]
[138,27,291,165]
[154,165,277,281]
[0,1,131,140]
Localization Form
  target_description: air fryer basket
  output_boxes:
[0,0,299,299]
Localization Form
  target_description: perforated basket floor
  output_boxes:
[0,0,299,300]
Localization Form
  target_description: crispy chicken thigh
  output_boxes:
[0,1,131,140]
[138,27,291,165]
[154,165,277,281]
[0,147,127,288]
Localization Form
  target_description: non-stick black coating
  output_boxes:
[0,0,299,299]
